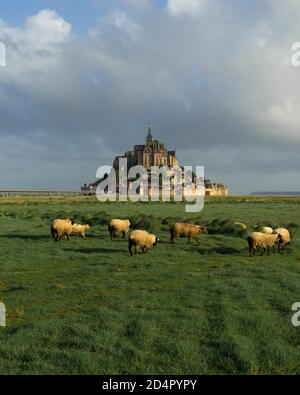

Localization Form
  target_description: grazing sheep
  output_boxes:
[71,224,91,238]
[247,232,282,257]
[128,230,159,256]
[234,222,247,231]
[51,218,75,241]
[170,223,208,245]
[274,228,291,251]
[108,219,131,240]
[261,226,273,234]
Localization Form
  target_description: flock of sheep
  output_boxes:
[50,218,291,257]
[50,218,207,256]
[247,226,291,257]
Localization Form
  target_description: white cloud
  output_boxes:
[0,10,71,86]
[25,9,71,49]
[107,10,142,41]
[167,0,206,17]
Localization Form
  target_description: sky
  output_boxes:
[0,0,299,194]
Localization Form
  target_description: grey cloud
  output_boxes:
[0,2,299,193]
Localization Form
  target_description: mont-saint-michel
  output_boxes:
[82,122,229,197]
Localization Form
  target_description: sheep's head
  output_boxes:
[197,226,207,234]
[85,224,91,231]
[274,233,283,244]
[153,236,159,246]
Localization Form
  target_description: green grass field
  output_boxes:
[0,195,300,374]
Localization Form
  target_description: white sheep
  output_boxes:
[247,232,282,257]
[71,224,91,238]
[128,230,159,256]
[234,222,247,231]
[51,218,75,241]
[260,226,273,234]
[108,219,131,240]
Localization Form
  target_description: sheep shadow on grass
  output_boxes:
[0,233,50,241]
[64,247,126,254]
[197,246,241,255]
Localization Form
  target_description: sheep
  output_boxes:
[170,222,208,245]
[128,230,159,256]
[234,222,247,231]
[258,227,275,251]
[108,219,131,240]
[260,226,273,234]
[247,232,282,257]
[51,218,75,241]
[71,223,91,238]
[274,228,291,251]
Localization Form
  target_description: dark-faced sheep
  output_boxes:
[274,228,291,251]
[247,232,282,257]
[128,230,159,256]
[108,219,131,240]
[51,218,75,241]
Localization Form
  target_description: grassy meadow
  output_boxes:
[0,195,300,374]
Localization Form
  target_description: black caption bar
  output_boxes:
[0,375,295,393]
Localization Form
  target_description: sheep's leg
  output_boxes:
[194,237,200,246]
[122,231,126,239]
[128,239,134,256]
[187,237,191,244]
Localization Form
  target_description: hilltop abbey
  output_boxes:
[113,121,179,172]
[82,122,229,196]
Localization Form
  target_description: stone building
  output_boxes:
[81,122,229,196]
[113,122,179,172]
[204,180,229,196]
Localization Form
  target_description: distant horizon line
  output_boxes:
[1,188,300,197]
[251,191,300,196]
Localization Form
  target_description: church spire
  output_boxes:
[146,117,153,145]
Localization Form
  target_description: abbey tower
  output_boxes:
[113,121,179,173]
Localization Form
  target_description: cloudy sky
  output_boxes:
[0,0,299,194]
